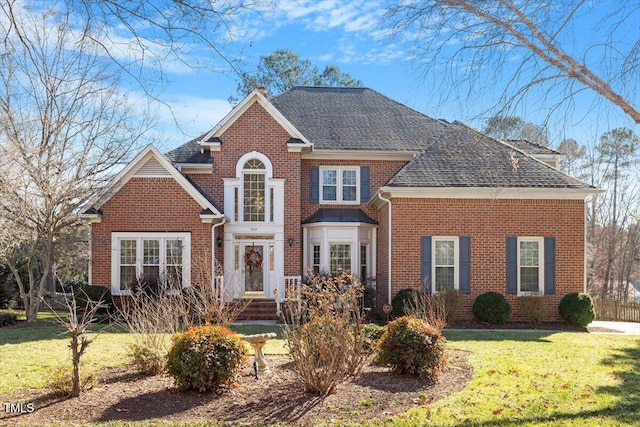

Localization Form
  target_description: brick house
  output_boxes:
[83,87,600,321]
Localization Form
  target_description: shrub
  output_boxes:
[130,342,165,375]
[46,365,98,396]
[558,292,595,327]
[436,289,464,324]
[473,291,511,324]
[518,293,547,324]
[283,272,367,395]
[165,325,248,392]
[377,316,447,381]
[362,323,385,352]
[0,311,18,327]
[391,288,421,317]
[75,286,112,316]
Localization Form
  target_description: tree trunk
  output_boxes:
[71,333,80,397]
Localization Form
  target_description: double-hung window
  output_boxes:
[112,232,191,295]
[320,167,359,204]
[432,237,459,292]
[518,237,544,294]
[330,243,351,274]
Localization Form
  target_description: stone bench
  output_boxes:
[241,332,277,375]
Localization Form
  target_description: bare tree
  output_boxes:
[385,1,640,124]
[484,115,549,146]
[0,9,151,322]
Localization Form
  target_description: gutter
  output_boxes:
[377,192,393,305]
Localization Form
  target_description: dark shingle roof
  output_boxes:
[271,87,449,151]
[387,122,592,189]
[505,139,561,156]
[165,135,212,164]
[302,208,377,225]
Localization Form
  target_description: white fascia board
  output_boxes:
[376,186,605,200]
[301,150,415,161]
[199,89,311,146]
[79,213,102,223]
[86,145,223,217]
[176,163,213,174]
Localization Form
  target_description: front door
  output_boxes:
[243,243,266,297]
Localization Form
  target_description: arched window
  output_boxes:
[242,159,266,222]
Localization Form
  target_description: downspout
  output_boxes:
[377,191,393,305]
[212,217,227,299]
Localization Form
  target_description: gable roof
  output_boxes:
[83,145,222,218]
[271,86,449,151]
[199,89,310,147]
[385,122,593,190]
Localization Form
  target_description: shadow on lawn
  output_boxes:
[0,322,126,345]
[444,330,555,343]
[446,337,640,426]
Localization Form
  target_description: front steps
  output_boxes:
[234,299,278,320]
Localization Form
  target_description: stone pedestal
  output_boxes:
[241,332,277,375]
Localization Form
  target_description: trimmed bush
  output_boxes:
[473,291,511,324]
[130,342,165,375]
[518,293,547,324]
[391,288,421,317]
[558,292,595,327]
[377,316,447,381]
[75,286,112,316]
[0,311,18,327]
[165,325,248,392]
[362,323,386,352]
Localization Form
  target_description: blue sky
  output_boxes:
[111,1,639,152]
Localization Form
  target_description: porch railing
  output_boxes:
[276,275,302,314]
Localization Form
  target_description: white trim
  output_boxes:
[319,166,360,205]
[176,163,213,174]
[80,213,102,223]
[516,236,545,296]
[431,237,459,293]
[200,89,311,146]
[236,151,274,178]
[84,145,223,218]
[302,150,415,161]
[373,186,603,203]
[111,232,192,296]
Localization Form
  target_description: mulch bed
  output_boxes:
[0,350,472,426]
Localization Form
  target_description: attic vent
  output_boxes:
[134,157,171,177]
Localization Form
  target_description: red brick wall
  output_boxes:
[188,102,302,275]
[378,197,585,321]
[300,159,406,221]
[91,178,212,290]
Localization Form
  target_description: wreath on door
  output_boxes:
[244,248,263,273]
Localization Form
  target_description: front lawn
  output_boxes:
[0,321,638,426]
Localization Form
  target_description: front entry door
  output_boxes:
[243,244,266,296]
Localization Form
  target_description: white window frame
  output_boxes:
[111,232,191,296]
[517,237,545,296]
[329,242,352,274]
[431,237,459,293]
[319,166,360,205]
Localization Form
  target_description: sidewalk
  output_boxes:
[588,320,640,335]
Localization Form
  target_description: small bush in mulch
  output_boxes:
[0,311,18,327]
[518,293,548,324]
[165,325,248,393]
[558,292,595,327]
[473,291,511,324]
[377,316,447,381]
[391,288,421,317]
[362,323,385,351]
[46,365,98,396]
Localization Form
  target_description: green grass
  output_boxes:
[2,320,638,426]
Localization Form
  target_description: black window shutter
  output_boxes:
[544,237,556,294]
[360,166,370,202]
[506,237,518,294]
[310,167,319,203]
[421,236,432,293]
[459,236,471,294]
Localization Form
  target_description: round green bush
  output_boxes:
[362,323,386,352]
[165,326,248,392]
[391,288,421,317]
[376,316,447,380]
[558,292,595,327]
[75,286,112,316]
[473,291,511,324]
